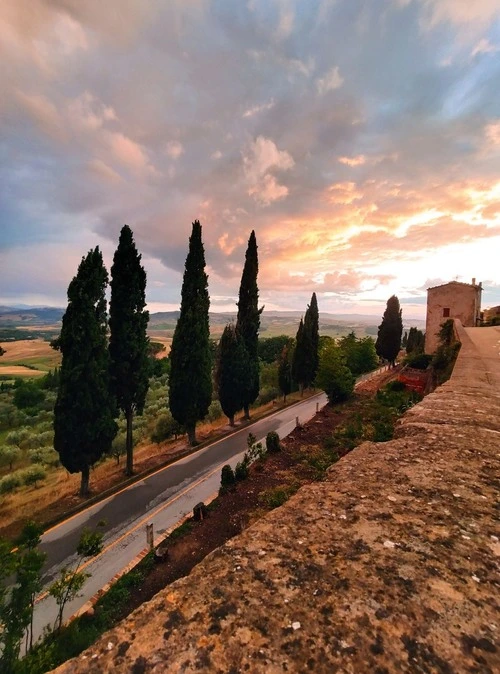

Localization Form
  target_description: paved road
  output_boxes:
[464,326,500,386]
[31,391,328,640]
[31,367,388,641]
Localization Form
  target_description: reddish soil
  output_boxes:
[111,369,400,622]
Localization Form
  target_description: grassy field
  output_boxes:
[0,339,60,377]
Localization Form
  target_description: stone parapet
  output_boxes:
[55,327,500,673]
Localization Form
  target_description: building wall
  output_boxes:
[425,283,481,353]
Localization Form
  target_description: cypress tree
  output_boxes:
[375,295,403,366]
[109,225,150,476]
[236,230,262,419]
[303,292,319,385]
[54,248,117,497]
[169,221,212,445]
[278,344,293,402]
[215,324,249,426]
[292,317,307,395]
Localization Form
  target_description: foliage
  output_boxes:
[404,352,432,370]
[234,460,249,481]
[405,327,425,354]
[254,386,279,406]
[0,444,22,469]
[220,464,236,493]
[259,360,279,389]
[0,522,45,670]
[54,248,117,496]
[258,482,299,509]
[109,225,150,476]
[278,344,293,401]
[13,383,45,410]
[0,472,22,494]
[432,320,461,385]
[338,332,378,376]
[258,335,291,364]
[22,465,46,488]
[205,400,223,422]
[151,412,183,443]
[292,293,320,393]
[169,221,212,445]
[215,324,249,425]
[49,527,104,632]
[375,295,403,366]
[316,343,355,404]
[236,231,262,418]
[266,431,281,453]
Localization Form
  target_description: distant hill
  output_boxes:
[0,305,425,339]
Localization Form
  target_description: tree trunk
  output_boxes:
[186,424,197,446]
[80,465,90,497]
[228,414,235,426]
[125,407,134,476]
[243,404,250,420]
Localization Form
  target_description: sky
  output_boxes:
[1,0,499,319]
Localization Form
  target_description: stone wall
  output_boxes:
[55,324,499,674]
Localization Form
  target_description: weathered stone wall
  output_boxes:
[55,325,499,674]
[425,282,481,353]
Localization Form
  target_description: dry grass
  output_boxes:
[0,339,60,374]
[0,365,45,377]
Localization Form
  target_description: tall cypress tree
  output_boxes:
[375,295,403,366]
[303,292,319,385]
[236,230,262,419]
[54,248,117,496]
[169,221,212,445]
[215,324,249,426]
[109,225,150,476]
[292,317,307,395]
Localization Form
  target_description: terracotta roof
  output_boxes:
[427,280,481,291]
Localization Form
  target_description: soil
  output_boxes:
[109,368,400,624]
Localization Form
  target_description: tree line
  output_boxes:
[51,214,406,497]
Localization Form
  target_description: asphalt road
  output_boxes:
[31,391,328,640]
[31,367,388,641]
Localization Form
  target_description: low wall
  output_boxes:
[56,327,500,673]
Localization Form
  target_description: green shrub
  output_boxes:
[259,482,299,509]
[255,386,279,406]
[385,380,407,392]
[0,472,22,494]
[206,400,223,422]
[266,431,281,453]
[234,460,249,481]
[220,464,236,489]
[404,353,432,370]
[151,412,182,443]
[22,465,47,487]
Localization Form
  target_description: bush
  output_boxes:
[13,383,45,410]
[404,353,432,370]
[0,444,22,469]
[255,386,279,406]
[151,412,182,443]
[0,472,22,494]
[234,460,249,481]
[316,344,355,404]
[385,380,407,392]
[259,482,299,509]
[22,465,47,487]
[266,431,281,453]
[220,464,236,489]
[206,400,223,422]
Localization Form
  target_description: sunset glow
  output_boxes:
[1,1,499,317]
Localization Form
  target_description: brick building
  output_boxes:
[425,280,482,354]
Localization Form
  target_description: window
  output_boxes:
[443,308,450,317]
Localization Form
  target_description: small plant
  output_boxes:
[266,431,281,453]
[49,527,104,632]
[234,460,249,481]
[220,464,236,493]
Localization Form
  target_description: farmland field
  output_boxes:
[0,338,60,377]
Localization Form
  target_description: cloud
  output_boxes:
[166,140,184,159]
[242,99,275,118]
[471,38,500,58]
[316,66,344,94]
[338,155,366,167]
[15,91,65,140]
[243,136,294,205]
